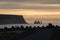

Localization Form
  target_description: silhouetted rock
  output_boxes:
[0,14,27,24]
[46,23,55,28]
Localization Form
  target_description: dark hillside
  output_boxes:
[0,14,27,24]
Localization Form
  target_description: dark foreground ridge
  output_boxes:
[0,14,27,24]
[0,23,60,40]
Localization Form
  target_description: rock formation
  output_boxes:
[0,14,27,24]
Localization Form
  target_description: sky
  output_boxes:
[0,0,60,15]
[0,0,60,24]
[0,0,60,9]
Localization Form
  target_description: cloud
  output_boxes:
[0,2,60,9]
[0,0,60,4]
[0,0,60,9]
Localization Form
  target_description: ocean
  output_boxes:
[0,23,58,28]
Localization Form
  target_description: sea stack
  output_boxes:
[0,14,27,24]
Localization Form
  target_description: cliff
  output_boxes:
[0,14,27,24]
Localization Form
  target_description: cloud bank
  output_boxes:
[0,0,60,9]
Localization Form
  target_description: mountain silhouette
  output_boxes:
[0,14,27,24]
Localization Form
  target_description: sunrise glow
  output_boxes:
[0,9,60,15]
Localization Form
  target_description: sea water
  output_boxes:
[0,24,43,28]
